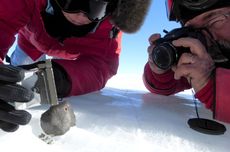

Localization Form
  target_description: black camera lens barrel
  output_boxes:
[152,42,177,70]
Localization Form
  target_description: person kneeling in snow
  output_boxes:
[0,0,122,132]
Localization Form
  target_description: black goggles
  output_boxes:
[54,0,110,21]
[166,0,230,22]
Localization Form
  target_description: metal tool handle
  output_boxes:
[35,59,58,106]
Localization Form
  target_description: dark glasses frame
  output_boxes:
[54,0,110,21]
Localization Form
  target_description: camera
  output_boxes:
[151,26,207,70]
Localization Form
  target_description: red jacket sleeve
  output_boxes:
[214,68,230,123]
[0,0,35,63]
[194,78,214,110]
[143,63,190,95]
[53,23,122,96]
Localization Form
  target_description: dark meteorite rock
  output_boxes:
[40,101,76,136]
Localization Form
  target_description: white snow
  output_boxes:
[1,74,230,152]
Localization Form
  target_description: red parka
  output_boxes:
[143,63,230,123]
[0,0,122,96]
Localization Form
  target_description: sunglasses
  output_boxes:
[54,0,110,21]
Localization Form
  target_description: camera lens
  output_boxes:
[152,42,177,70]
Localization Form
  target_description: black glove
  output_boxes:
[0,64,33,132]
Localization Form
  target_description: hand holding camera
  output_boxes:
[173,37,215,92]
[149,26,215,92]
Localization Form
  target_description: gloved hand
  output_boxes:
[0,64,33,132]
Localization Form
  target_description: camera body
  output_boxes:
[151,26,207,70]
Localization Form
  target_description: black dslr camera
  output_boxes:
[151,26,207,70]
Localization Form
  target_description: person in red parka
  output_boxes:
[0,0,122,132]
[143,0,230,123]
[2,0,122,97]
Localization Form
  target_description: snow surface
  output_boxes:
[1,74,230,152]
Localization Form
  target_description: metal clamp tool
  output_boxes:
[15,60,58,109]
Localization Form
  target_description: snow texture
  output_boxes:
[0,75,230,152]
